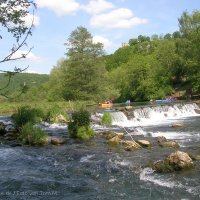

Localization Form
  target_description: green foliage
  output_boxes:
[68,109,93,140]
[101,112,112,126]
[0,1,36,98]
[176,10,200,95]
[0,0,35,41]
[47,26,110,101]
[44,105,65,122]
[19,122,48,145]
[0,73,49,100]
[71,109,91,127]
[77,126,94,140]
[12,106,44,128]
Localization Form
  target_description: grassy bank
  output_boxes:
[0,100,96,116]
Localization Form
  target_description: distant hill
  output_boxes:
[0,73,49,94]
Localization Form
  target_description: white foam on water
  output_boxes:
[49,123,67,129]
[114,160,131,167]
[140,168,200,196]
[111,103,200,127]
[0,148,22,160]
[80,154,95,163]
[108,177,117,183]
[140,168,182,188]
[150,131,191,140]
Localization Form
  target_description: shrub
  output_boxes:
[101,112,112,126]
[71,109,91,127]
[12,106,44,128]
[44,105,70,123]
[68,109,93,140]
[19,122,48,145]
[77,126,94,140]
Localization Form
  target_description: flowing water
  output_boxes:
[0,103,200,200]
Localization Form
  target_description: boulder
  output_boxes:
[107,135,122,145]
[121,140,141,151]
[194,109,200,114]
[50,137,66,145]
[157,136,167,143]
[5,125,18,133]
[153,151,194,173]
[167,151,194,169]
[171,123,184,128]
[0,122,6,135]
[55,114,67,123]
[136,140,151,147]
[125,106,133,110]
[159,141,180,148]
[100,131,124,140]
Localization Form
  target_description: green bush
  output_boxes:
[68,109,93,140]
[19,122,48,145]
[77,126,94,140]
[101,112,112,126]
[12,106,44,128]
[71,109,91,126]
[44,105,69,123]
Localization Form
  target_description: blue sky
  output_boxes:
[1,0,200,74]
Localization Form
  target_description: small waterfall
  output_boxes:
[133,103,199,121]
[111,103,200,127]
[111,111,130,126]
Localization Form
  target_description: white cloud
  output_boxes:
[90,8,148,29]
[81,0,114,15]
[11,50,42,62]
[23,69,40,74]
[35,0,80,16]
[23,14,40,27]
[93,35,113,49]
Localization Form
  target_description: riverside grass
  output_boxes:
[0,100,96,116]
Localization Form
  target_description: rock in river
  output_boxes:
[153,151,194,173]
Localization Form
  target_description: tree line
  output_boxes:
[43,10,200,103]
[1,8,200,103]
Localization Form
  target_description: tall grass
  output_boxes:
[101,112,112,126]
[19,122,48,145]
[12,106,44,128]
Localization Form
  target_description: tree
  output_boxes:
[129,38,138,46]
[164,33,172,40]
[57,26,108,101]
[0,0,36,97]
[151,34,159,41]
[137,35,150,43]
[176,10,200,97]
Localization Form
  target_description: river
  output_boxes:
[0,103,200,200]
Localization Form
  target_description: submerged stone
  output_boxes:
[107,135,121,145]
[171,123,185,128]
[50,137,66,145]
[121,140,141,151]
[159,141,180,148]
[136,140,151,147]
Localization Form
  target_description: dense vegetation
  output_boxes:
[1,10,200,104]
[0,73,49,101]
[45,10,200,103]
[0,1,36,98]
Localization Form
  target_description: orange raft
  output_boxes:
[99,103,113,109]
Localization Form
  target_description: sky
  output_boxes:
[1,0,200,74]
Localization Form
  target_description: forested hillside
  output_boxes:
[1,10,200,103]
[0,73,49,100]
[46,10,200,102]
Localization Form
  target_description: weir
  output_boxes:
[111,102,200,127]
